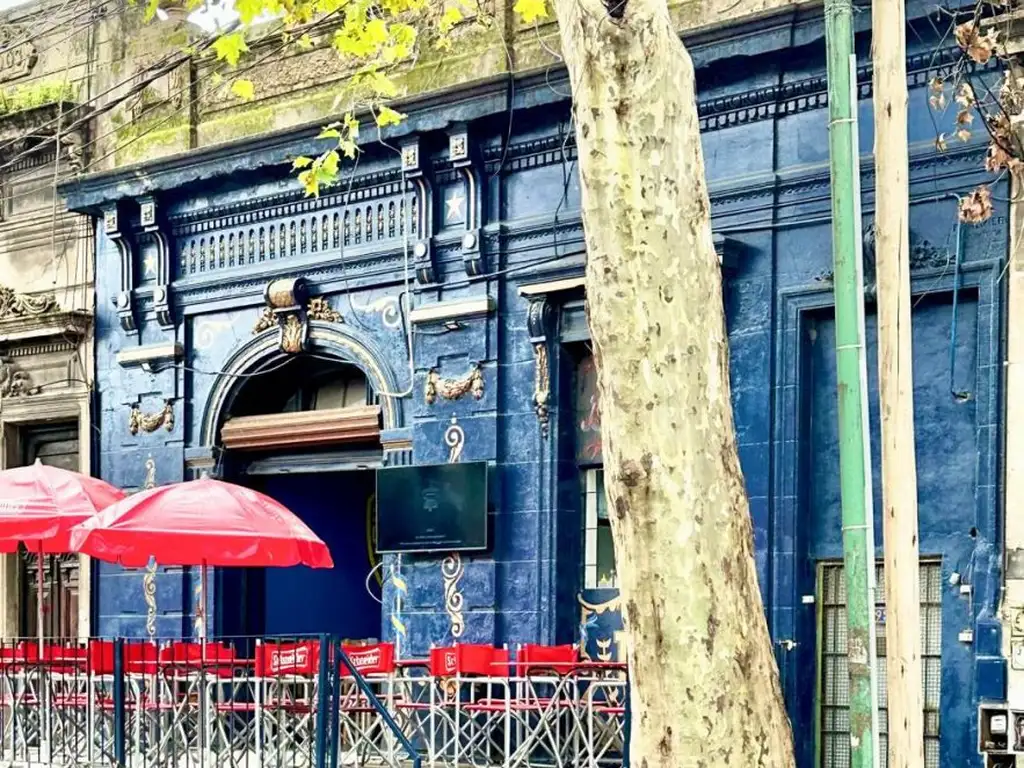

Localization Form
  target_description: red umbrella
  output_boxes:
[69,477,334,569]
[0,459,126,649]
[0,459,125,553]
[69,477,333,639]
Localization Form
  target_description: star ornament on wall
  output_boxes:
[143,253,157,278]
[445,188,465,223]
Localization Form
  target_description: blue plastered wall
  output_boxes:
[67,7,1005,767]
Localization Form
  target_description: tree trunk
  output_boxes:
[871,1,925,765]
[552,1,795,765]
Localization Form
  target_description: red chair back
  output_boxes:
[256,640,320,677]
[515,644,578,676]
[160,642,236,677]
[0,642,39,670]
[44,644,88,674]
[124,641,159,676]
[87,640,114,676]
[340,642,395,677]
[429,645,508,677]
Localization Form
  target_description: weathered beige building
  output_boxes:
[0,0,98,638]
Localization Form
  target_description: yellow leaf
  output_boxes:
[234,0,264,24]
[513,0,547,24]
[365,18,388,46]
[366,71,398,97]
[230,79,255,100]
[376,105,405,127]
[440,5,463,32]
[292,156,314,169]
[321,150,340,177]
[212,32,249,67]
[297,33,314,50]
[210,72,224,87]
[339,139,358,159]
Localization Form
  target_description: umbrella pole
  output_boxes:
[37,541,49,761]
[199,560,209,762]
[36,542,44,652]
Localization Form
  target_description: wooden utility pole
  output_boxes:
[872,1,925,766]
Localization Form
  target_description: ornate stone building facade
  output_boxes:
[0,0,98,638]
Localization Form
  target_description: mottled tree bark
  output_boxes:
[552,0,795,765]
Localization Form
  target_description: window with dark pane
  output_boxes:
[818,560,943,768]
[575,352,616,588]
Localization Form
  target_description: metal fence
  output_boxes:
[0,636,628,768]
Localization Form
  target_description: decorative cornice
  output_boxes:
[168,167,406,233]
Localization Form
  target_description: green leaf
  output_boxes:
[297,33,315,50]
[230,79,255,100]
[144,0,161,22]
[440,5,463,32]
[375,105,405,127]
[212,32,249,67]
[513,0,547,23]
[318,127,342,139]
[321,150,340,177]
[292,156,314,169]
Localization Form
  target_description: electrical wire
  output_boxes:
[0,11,353,210]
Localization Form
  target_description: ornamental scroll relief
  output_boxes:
[142,455,158,639]
[0,285,57,320]
[128,401,174,435]
[441,417,466,638]
[424,364,484,405]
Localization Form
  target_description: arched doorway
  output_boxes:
[215,355,383,640]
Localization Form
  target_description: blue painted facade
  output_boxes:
[63,6,1008,766]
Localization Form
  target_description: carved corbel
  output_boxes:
[253,277,311,354]
[449,124,485,278]
[60,130,86,174]
[251,281,343,353]
[401,138,437,285]
[105,203,137,334]
[526,297,554,437]
[138,197,174,329]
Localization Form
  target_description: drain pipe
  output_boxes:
[823,1,881,766]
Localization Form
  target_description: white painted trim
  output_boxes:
[518,277,586,296]
[408,297,494,324]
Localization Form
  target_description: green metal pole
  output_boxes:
[823,2,880,767]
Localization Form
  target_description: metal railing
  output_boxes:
[0,636,628,768]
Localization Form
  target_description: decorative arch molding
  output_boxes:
[198,320,406,450]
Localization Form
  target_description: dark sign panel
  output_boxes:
[375,462,488,553]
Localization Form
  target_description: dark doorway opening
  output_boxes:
[214,356,384,640]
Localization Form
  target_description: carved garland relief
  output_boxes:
[0,286,57,320]
[424,364,484,405]
[129,401,174,435]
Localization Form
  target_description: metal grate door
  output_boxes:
[818,560,942,768]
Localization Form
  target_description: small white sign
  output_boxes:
[1012,641,1024,671]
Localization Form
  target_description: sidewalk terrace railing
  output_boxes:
[0,635,629,768]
